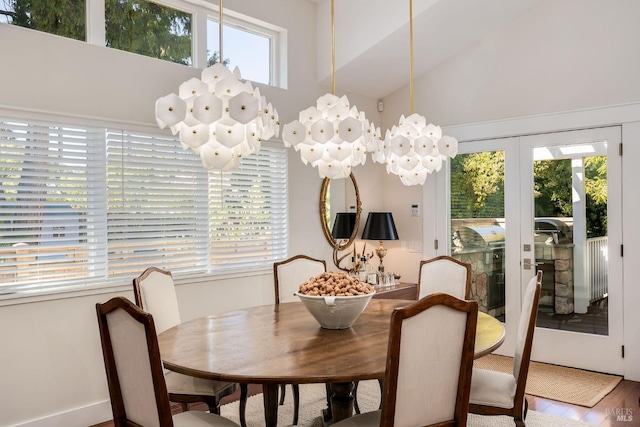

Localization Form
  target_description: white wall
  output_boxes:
[0,1,382,425]
[383,0,640,128]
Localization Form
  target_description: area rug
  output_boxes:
[219,381,597,427]
[473,354,622,407]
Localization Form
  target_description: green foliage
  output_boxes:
[534,158,573,217]
[450,151,505,219]
[451,151,608,238]
[207,50,230,68]
[105,0,192,65]
[4,0,86,40]
[585,156,607,238]
[3,0,194,65]
[534,156,607,238]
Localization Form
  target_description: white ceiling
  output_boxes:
[313,0,542,100]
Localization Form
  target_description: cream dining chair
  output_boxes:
[418,255,472,299]
[332,293,479,427]
[96,296,241,427]
[469,270,543,427]
[133,267,238,415]
[274,254,327,304]
[237,255,328,425]
[273,254,327,424]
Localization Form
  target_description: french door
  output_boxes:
[441,127,623,374]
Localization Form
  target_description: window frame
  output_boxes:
[205,11,281,86]
[103,0,195,66]
[0,108,289,305]
[0,0,285,87]
[86,0,284,87]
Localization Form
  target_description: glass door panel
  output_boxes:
[442,127,622,373]
[449,150,506,320]
[444,137,520,356]
[521,127,622,374]
[532,145,608,335]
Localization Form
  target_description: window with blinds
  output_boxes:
[209,146,288,268]
[0,113,288,297]
[0,118,108,294]
[106,129,209,276]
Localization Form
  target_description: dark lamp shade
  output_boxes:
[361,212,399,241]
[332,212,357,239]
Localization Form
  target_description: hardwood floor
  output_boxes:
[91,380,640,426]
[528,378,640,426]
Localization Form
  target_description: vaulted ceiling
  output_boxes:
[312,0,542,100]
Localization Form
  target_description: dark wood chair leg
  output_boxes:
[181,402,188,412]
[353,381,361,414]
[378,378,383,409]
[279,383,286,405]
[323,383,333,422]
[292,384,300,425]
[239,384,248,427]
[207,399,221,415]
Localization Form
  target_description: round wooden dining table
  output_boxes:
[157,299,504,427]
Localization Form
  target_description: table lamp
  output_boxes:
[361,212,399,273]
[331,212,357,271]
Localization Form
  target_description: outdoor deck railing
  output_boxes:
[587,236,608,302]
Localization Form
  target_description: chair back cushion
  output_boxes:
[381,293,478,427]
[513,271,543,379]
[418,256,471,299]
[96,297,173,427]
[107,307,162,427]
[134,267,181,334]
[274,255,326,304]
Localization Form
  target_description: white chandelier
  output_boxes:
[378,0,458,186]
[154,0,279,171]
[282,0,377,180]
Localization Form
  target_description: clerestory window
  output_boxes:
[0,0,285,87]
[0,0,86,41]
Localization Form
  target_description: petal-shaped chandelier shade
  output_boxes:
[283,94,374,179]
[154,1,279,171]
[282,0,378,180]
[382,113,458,185]
[377,0,458,186]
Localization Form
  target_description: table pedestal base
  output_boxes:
[322,382,355,425]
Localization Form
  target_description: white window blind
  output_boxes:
[0,117,107,295]
[209,145,288,268]
[1,112,288,298]
[106,129,209,276]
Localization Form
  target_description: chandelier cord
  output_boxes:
[219,0,224,62]
[409,0,415,115]
[331,0,336,95]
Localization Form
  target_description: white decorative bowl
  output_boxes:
[295,291,375,329]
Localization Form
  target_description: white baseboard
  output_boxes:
[11,400,112,427]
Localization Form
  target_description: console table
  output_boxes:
[372,282,417,300]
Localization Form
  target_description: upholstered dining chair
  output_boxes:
[274,254,327,303]
[418,255,472,300]
[133,267,237,416]
[269,254,327,424]
[96,296,241,427]
[468,270,543,427]
[332,293,479,427]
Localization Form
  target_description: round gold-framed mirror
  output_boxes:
[319,173,362,251]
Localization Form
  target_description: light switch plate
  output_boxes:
[411,204,420,217]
